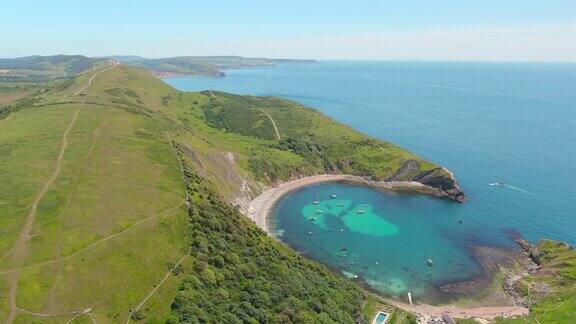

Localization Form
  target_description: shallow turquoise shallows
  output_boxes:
[165,61,576,302]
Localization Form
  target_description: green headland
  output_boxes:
[0,63,573,323]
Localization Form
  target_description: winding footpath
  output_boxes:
[73,62,117,95]
[5,64,114,324]
[0,203,184,277]
[125,250,191,323]
[257,107,281,141]
[206,90,281,141]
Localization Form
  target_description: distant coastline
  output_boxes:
[155,59,316,79]
[153,70,226,78]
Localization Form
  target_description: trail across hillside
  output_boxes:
[74,61,118,95]
[6,105,82,323]
[258,107,281,140]
[0,203,184,277]
[126,250,191,323]
[206,90,281,141]
[5,64,116,323]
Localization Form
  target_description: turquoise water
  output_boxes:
[165,61,576,301]
[273,183,479,301]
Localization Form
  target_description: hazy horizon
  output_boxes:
[3,54,576,64]
[2,0,575,62]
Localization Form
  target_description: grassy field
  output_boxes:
[0,66,190,322]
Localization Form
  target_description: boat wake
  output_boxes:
[489,182,533,195]
[504,184,534,195]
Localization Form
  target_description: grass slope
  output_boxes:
[0,66,190,323]
[200,91,438,183]
[0,64,460,323]
[0,55,108,84]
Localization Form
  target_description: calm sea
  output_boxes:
[165,61,576,301]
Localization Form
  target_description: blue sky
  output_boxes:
[2,0,575,61]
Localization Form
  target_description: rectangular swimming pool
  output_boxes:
[374,311,389,324]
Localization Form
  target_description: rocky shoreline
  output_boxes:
[386,241,539,322]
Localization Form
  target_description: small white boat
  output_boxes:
[330,194,337,198]
[339,229,344,232]
[309,217,317,221]
[357,210,365,214]
[316,209,323,214]
[307,231,313,235]
[427,258,433,266]
[313,200,319,204]
[337,202,344,207]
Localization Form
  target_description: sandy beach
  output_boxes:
[245,174,438,233]
[389,300,528,321]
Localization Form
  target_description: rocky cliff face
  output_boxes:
[387,160,466,203]
[412,167,466,202]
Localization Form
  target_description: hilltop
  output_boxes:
[0,55,111,107]
[0,55,314,107]
[0,55,314,84]
[0,55,109,84]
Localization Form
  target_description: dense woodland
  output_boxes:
[170,145,366,323]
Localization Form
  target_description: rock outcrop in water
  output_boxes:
[412,167,466,203]
[387,160,466,203]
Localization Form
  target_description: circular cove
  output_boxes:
[271,181,486,303]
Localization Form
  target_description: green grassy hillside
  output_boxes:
[201,91,439,182]
[0,55,109,84]
[0,65,190,323]
[0,64,462,323]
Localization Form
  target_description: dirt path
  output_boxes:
[6,105,82,323]
[126,250,190,323]
[257,107,281,141]
[205,90,281,141]
[74,62,118,95]
[4,63,117,323]
[0,203,184,277]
